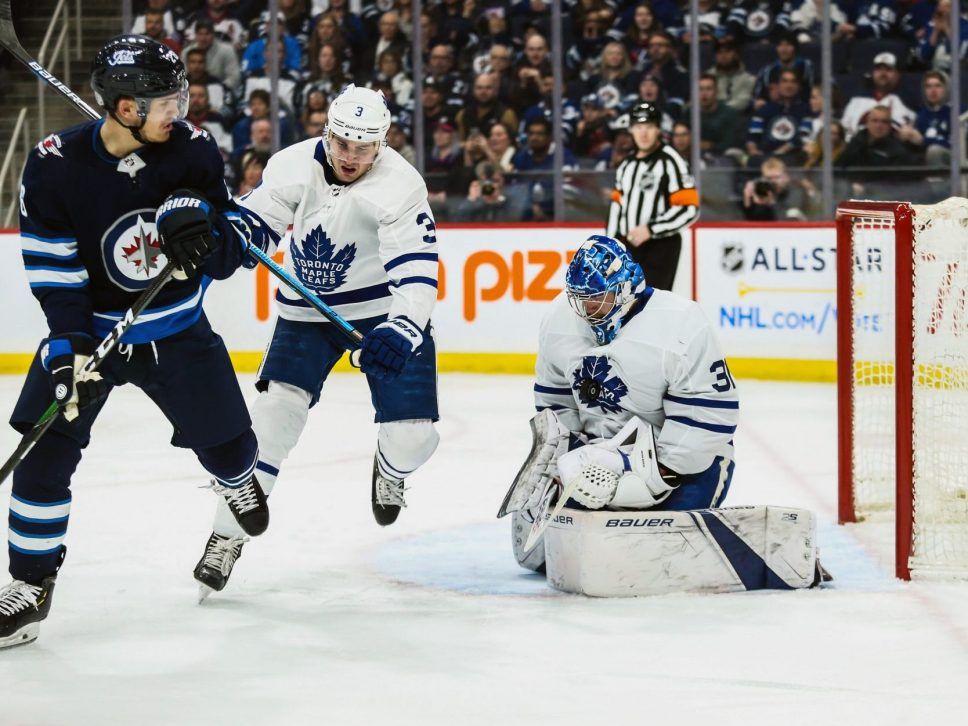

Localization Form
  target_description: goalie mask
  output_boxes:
[565,235,646,345]
[322,84,391,181]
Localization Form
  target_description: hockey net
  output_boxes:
[837,198,968,580]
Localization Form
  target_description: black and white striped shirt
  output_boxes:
[606,144,699,242]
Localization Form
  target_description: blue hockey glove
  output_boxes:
[359,317,424,381]
[156,189,221,278]
[42,334,110,421]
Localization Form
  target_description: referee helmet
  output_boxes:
[629,102,661,127]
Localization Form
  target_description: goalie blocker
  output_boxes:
[542,505,826,597]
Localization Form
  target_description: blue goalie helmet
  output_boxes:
[565,235,646,344]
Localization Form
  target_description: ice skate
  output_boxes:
[194,532,248,602]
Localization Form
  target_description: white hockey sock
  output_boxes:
[213,381,311,537]
[375,419,440,481]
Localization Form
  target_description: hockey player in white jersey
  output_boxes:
[192,85,440,597]
[502,234,738,573]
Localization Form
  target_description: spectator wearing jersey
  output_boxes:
[671,0,731,46]
[787,0,851,42]
[726,1,792,44]
[915,0,968,72]
[185,48,235,119]
[324,0,367,69]
[426,43,468,111]
[573,94,614,159]
[231,89,294,156]
[141,9,183,55]
[838,105,922,172]
[248,0,312,56]
[181,18,241,91]
[131,0,179,39]
[187,82,232,155]
[433,0,476,51]
[752,32,815,109]
[509,32,552,110]
[360,11,408,75]
[182,0,248,51]
[706,36,755,114]
[456,72,518,142]
[594,128,635,171]
[621,74,676,138]
[511,116,578,221]
[914,70,956,166]
[622,2,664,68]
[841,0,899,40]
[518,74,582,145]
[746,69,812,164]
[308,12,349,71]
[640,31,689,112]
[300,41,353,107]
[376,50,413,107]
[241,36,302,114]
[584,42,640,110]
[841,52,917,138]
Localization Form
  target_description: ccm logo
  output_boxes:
[605,518,674,528]
[158,197,202,215]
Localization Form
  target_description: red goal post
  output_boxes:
[836,199,968,581]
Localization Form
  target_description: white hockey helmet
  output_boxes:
[326,84,391,144]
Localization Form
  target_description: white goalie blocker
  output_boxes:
[500,411,825,595]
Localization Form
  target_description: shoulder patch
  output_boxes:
[37,134,63,159]
[177,119,210,141]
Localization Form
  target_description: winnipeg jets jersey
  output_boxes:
[534,290,739,476]
[239,140,438,328]
[19,119,253,343]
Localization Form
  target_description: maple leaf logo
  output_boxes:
[289,225,356,292]
[572,356,628,414]
[121,217,162,276]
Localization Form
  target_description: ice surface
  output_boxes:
[0,375,966,726]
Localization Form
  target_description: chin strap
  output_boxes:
[108,99,153,145]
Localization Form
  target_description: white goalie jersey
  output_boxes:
[239,140,438,327]
[534,290,738,476]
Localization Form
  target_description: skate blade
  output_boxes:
[197,584,215,604]
[0,622,39,650]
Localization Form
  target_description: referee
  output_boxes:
[606,102,699,290]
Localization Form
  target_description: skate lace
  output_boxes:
[0,580,41,616]
[202,535,249,575]
[209,479,261,515]
[376,475,408,508]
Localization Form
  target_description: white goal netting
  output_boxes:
[847,198,968,578]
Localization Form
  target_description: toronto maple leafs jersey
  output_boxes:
[534,290,739,476]
[19,119,255,343]
[238,140,438,328]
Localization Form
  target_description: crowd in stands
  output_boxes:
[135,1,968,221]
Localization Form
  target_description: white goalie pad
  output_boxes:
[544,505,823,597]
[497,409,571,518]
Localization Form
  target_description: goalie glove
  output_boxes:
[498,408,573,517]
[557,418,677,510]
[359,317,423,381]
[42,334,110,422]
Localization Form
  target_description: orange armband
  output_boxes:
[669,188,699,206]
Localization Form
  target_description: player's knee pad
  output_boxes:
[196,428,259,487]
[251,381,312,466]
[376,419,439,480]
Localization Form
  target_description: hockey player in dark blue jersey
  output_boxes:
[0,35,271,650]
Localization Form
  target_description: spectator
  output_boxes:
[594,128,635,170]
[573,94,614,158]
[671,121,693,160]
[787,0,851,43]
[433,0,476,51]
[300,87,328,126]
[915,0,968,72]
[804,119,846,168]
[640,30,689,112]
[707,36,756,113]
[841,0,899,40]
[141,8,182,54]
[511,116,578,221]
[585,41,639,108]
[622,2,664,68]
[838,105,922,171]
[456,72,518,142]
[914,70,955,166]
[397,0,416,39]
[376,50,413,107]
[182,0,248,51]
[509,32,552,110]
[427,119,465,200]
[248,0,312,56]
[301,109,327,140]
[742,157,817,221]
[727,1,793,44]
[565,14,611,82]
[901,0,939,41]
[325,0,367,68]
[694,73,743,156]
[387,116,417,167]
[622,74,676,137]
[233,117,274,181]
[470,7,516,73]
[426,43,468,108]
[486,43,515,102]
[187,82,232,154]
[309,12,347,64]
[421,77,452,155]
[509,0,553,39]
[181,18,241,91]
[300,41,353,106]
[237,151,268,197]
[486,121,517,171]
[752,31,815,108]
[131,0,179,39]
[241,36,302,113]
[360,11,408,75]
[185,48,235,119]
[241,31,302,77]
[519,73,582,144]
[457,163,518,222]
[746,69,812,163]
[672,0,731,45]
[232,89,293,157]
[841,52,917,138]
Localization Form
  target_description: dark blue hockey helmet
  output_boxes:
[91,35,188,122]
[565,235,646,345]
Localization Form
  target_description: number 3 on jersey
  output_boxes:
[417,212,437,244]
[710,359,736,392]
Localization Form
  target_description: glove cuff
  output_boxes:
[42,333,94,370]
[386,316,424,352]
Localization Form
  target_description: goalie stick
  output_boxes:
[0,0,364,349]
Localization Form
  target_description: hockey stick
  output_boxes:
[0,263,179,486]
[0,0,364,348]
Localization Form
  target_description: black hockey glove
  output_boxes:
[156,189,221,278]
[359,317,424,381]
[42,334,110,422]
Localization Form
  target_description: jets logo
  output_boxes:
[37,134,63,158]
[108,49,138,66]
[100,209,171,291]
[289,225,356,293]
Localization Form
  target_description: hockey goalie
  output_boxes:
[498,235,828,596]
